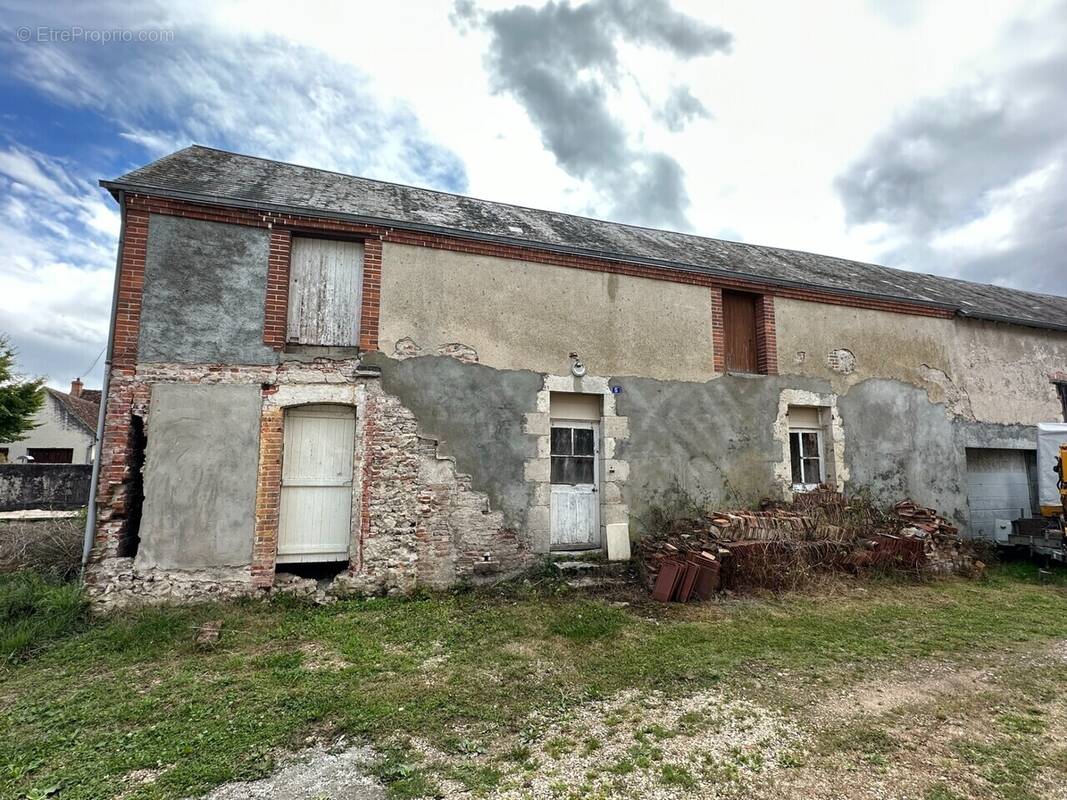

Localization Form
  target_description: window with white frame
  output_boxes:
[787,405,826,490]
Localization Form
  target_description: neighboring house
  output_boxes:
[0,379,99,465]
[84,145,1067,604]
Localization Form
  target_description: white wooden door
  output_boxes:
[277,405,355,563]
[287,237,364,346]
[550,420,600,549]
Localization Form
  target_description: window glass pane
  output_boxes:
[551,428,572,455]
[573,428,594,455]
[789,432,803,484]
[802,457,822,484]
[800,432,819,458]
[551,456,577,484]
[574,457,594,484]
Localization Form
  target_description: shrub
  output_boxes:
[0,570,87,660]
[0,515,84,581]
[635,478,713,538]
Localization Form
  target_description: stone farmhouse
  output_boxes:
[84,145,1067,604]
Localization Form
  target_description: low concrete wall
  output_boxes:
[0,464,93,511]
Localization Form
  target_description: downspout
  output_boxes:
[81,189,126,577]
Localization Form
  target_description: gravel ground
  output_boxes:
[200,742,384,800]
[195,641,1067,800]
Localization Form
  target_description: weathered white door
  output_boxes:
[287,237,364,346]
[277,405,355,563]
[550,420,600,549]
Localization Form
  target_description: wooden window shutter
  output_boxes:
[287,238,364,346]
[722,291,758,373]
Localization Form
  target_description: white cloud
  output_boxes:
[0,146,116,389]
[0,0,1062,391]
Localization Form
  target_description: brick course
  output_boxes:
[755,294,778,376]
[251,404,283,587]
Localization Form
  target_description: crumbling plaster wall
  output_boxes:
[775,298,1067,425]
[367,352,542,530]
[377,242,716,382]
[612,372,1024,531]
[87,358,531,608]
[367,352,1038,543]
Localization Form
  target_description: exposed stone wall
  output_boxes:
[86,359,533,608]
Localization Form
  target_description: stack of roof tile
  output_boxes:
[636,494,974,600]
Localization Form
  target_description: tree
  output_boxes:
[0,337,44,443]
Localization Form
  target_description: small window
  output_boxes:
[287,237,364,346]
[26,448,74,464]
[551,425,596,485]
[0,447,8,464]
[788,430,823,489]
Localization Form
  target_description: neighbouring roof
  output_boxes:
[103,145,1067,332]
[46,389,99,435]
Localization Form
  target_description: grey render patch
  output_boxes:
[835,379,1033,526]
[368,353,541,528]
[139,214,278,365]
[837,379,964,515]
[136,383,261,570]
[613,373,832,522]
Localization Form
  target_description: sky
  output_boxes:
[1,0,1065,390]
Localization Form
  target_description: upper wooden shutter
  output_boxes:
[287,238,364,346]
[723,291,758,373]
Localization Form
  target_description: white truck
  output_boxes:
[999,423,1067,561]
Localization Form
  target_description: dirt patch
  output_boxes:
[826,664,996,716]
[298,642,349,672]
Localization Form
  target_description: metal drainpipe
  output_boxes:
[81,189,126,577]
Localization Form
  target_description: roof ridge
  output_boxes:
[102,146,1067,331]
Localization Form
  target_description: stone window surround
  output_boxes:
[523,374,629,553]
[772,388,849,500]
[251,382,368,586]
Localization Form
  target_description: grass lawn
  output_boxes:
[2,563,1067,799]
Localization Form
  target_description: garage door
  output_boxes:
[965,448,1037,539]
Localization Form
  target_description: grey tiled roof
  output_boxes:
[103,145,1067,332]
[46,389,99,434]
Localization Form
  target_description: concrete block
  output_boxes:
[602,503,629,525]
[602,437,616,459]
[602,416,630,439]
[523,412,550,435]
[606,523,631,561]
[600,481,623,504]
[524,458,550,482]
[536,435,552,459]
[526,505,550,531]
